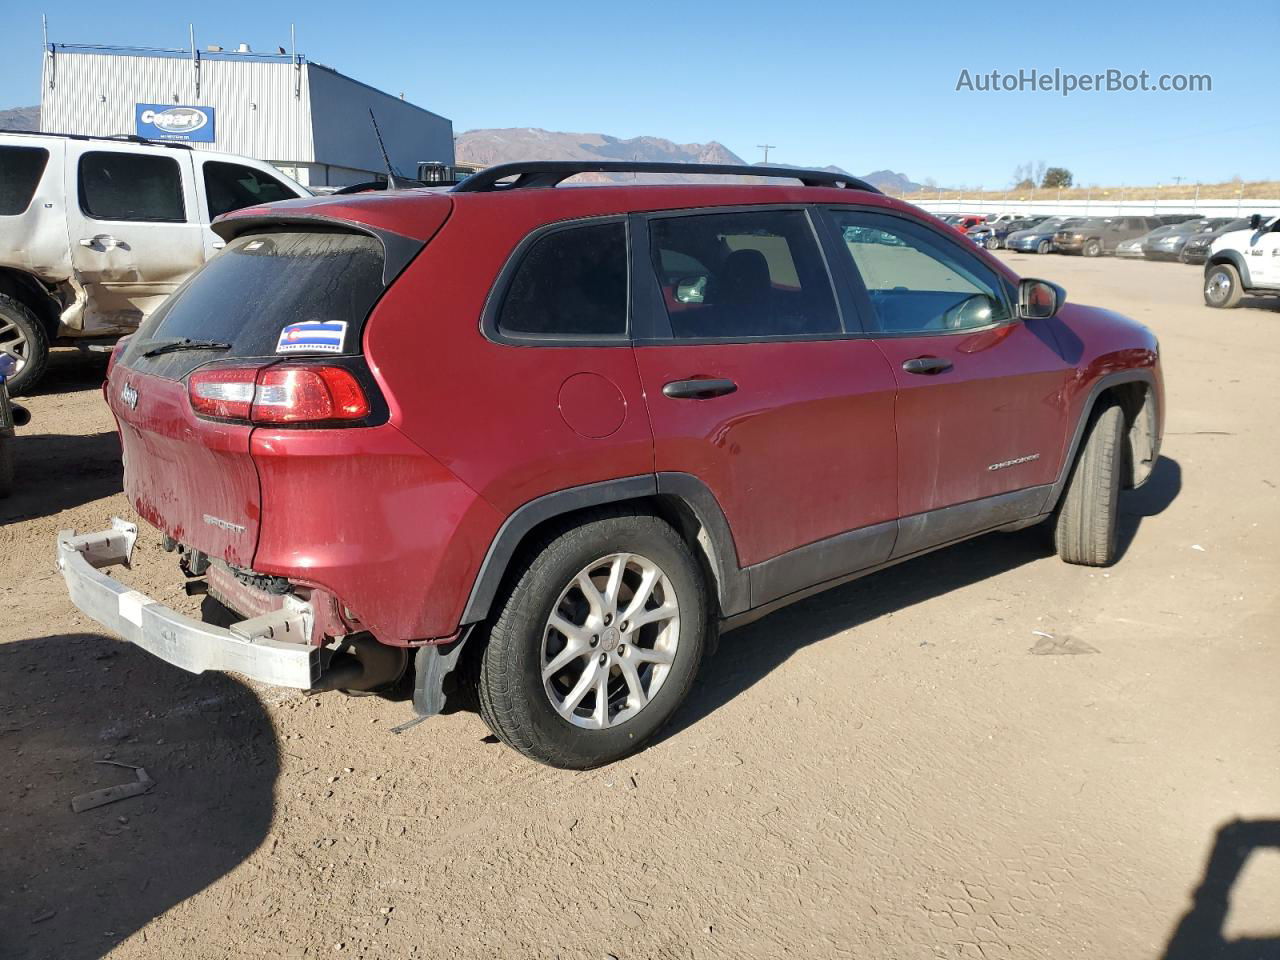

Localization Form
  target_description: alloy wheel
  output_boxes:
[1205,271,1232,304]
[0,316,29,375]
[540,553,680,730]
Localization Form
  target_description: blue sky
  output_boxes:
[3,0,1275,187]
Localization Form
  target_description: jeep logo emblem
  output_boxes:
[120,383,139,410]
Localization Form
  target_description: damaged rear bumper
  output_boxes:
[56,519,319,688]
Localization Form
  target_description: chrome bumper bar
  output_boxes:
[56,519,319,688]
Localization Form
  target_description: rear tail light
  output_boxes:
[189,365,371,426]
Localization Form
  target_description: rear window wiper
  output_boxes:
[141,338,233,358]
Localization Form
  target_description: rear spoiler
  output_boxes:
[210,214,424,288]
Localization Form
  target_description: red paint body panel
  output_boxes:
[874,319,1075,517]
[249,423,503,642]
[109,373,261,566]
[364,199,655,518]
[632,340,898,566]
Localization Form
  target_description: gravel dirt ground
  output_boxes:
[1,253,1277,960]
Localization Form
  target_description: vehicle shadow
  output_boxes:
[22,350,110,397]
[0,633,278,960]
[1117,454,1181,561]
[0,431,122,524]
[665,457,1182,741]
[1161,819,1280,960]
[1240,296,1280,312]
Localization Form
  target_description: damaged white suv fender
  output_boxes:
[0,131,308,393]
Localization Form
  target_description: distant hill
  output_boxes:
[456,127,925,191]
[0,105,39,131]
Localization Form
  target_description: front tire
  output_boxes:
[985,236,1000,250]
[1203,264,1243,308]
[1082,238,1102,258]
[1054,403,1125,566]
[0,294,50,396]
[1037,239,1052,255]
[477,511,708,768]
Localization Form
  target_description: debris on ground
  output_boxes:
[71,761,156,812]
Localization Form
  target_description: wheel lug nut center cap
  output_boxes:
[600,627,619,652]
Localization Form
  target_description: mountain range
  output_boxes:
[0,107,924,192]
[455,127,923,192]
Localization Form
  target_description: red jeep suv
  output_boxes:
[59,161,1163,768]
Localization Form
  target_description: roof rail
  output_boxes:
[452,161,882,194]
[0,129,193,149]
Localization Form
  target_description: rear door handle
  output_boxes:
[901,356,953,376]
[662,378,738,399]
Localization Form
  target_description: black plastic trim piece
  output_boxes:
[459,475,658,624]
[453,161,883,194]
[1044,370,1159,510]
[893,485,1051,559]
[654,472,749,617]
[748,520,897,608]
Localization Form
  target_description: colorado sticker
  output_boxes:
[276,321,347,354]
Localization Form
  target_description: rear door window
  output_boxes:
[647,209,840,339]
[496,220,628,339]
[120,231,385,379]
[79,151,186,222]
[0,145,50,215]
[203,161,297,219]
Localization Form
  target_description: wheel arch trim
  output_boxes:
[1046,369,1159,510]
[459,473,748,626]
[1205,250,1252,288]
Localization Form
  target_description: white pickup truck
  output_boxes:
[1203,214,1280,308]
[0,131,309,392]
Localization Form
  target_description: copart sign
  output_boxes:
[135,104,216,142]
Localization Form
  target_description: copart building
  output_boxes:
[38,39,454,187]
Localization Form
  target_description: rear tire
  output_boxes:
[1054,403,1125,566]
[477,511,708,768]
[0,294,50,396]
[1203,264,1243,309]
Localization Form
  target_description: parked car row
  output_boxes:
[932,209,1280,310]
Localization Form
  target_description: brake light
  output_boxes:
[188,365,370,425]
[252,367,370,423]
[189,368,257,420]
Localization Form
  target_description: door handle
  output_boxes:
[902,356,953,375]
[211,239,226,250]
[662,378,738,399]
[79,235,121,249]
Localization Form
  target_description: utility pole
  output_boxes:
[1172,176,1184,186]
[757,144,776,164]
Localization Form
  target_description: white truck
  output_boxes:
[1203,214,1280,308]
[0,131,309,392]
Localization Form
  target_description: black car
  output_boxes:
[1179,218,1253,264]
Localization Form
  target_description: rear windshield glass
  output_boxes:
[0,146,50,215]
[121,231,385,379]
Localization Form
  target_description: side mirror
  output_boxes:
[1018,278,1064,320]
[1250,214,1262,231]
[674,276,707,304]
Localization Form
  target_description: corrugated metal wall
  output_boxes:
[308,64,453,176]
[40,50,314,163]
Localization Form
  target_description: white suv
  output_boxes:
[1203,214,1280,308]
[0,131,309,392]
